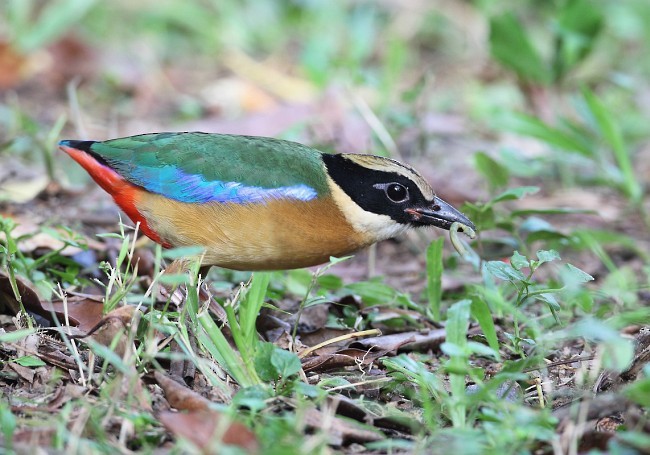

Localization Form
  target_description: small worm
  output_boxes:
[450,222,476,256]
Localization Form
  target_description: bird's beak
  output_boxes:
[405,197,476,231]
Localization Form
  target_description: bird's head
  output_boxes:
[322,153,475,244]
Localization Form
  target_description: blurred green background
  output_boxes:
[1,0,649,205]
[1,1,650,453]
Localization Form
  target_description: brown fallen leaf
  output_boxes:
[0,174,49,204]
[301,406,384,446]
[324,394,419,435]
[7,362,36,384]
[0,269,44,316]
[352,326,483,353]
[45,296,105,332]
[0,41,34,89]
[0,263,105,333]
[298,328,355,355]
[154,371,258,453]
[74,305,138,358]
[153,370,212,412]
[46,383,87,411]
[302,347,391,374]
[13,426,57,449]
[35,339,78,371]
[158,410,259,454]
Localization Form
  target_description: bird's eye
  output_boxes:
[384,183,409,203]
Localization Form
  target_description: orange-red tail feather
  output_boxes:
[61,145,170,247]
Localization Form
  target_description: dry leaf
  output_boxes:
[154,371,211,412]
[46,297,105,333]
[302,406,383,446]
[158,410,259,454]
[0,269,44,316]
[80,305,138,357]
[154,371,258,453]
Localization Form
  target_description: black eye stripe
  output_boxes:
[373,182,410,203]
[322,153,430,224]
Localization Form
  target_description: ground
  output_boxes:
[1,1,650,454]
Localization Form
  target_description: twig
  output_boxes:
[299,329,381,359]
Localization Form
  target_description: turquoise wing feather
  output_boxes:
[69,132,331,204]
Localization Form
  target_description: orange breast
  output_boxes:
[137,193,368,270]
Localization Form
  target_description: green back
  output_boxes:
[92,132,331,196]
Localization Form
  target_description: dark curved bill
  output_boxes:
[406,197,476,231]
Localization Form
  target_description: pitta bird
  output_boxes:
[60,132,474,270]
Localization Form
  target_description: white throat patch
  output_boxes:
[326,175,410,244]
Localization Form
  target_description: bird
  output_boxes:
[59,132,475,271]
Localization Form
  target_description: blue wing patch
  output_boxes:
[128,166,318,204]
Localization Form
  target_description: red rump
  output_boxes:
[61,145,171,247]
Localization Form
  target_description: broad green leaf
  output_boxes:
[489,186,539,207]
[474,152,509,190]
[553,0,603,80]
[232,385,273,412]
[471,298,500,356]
[254,342,279,381]
[520,217,556,234]
[447,299,471,348]
[485,261,526,282]
[466,341,499,359]
[510,251,529,270]
[536,249,561,265]
[285,269,312,296]
[270,346,301,379]
[344,281,398,305]
[14,356,46,367]
[561,264,594,285]
[294,381,322,398]
[534,293,561,311]
[527,231,568,243]
[489,13,549,84]
[254,342,301,382]
[317,274,343,291]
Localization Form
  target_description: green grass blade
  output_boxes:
[198,310,259,387]
[239,272,270,346]
[426,238,444,321]
[446,299,471,428]
[471,298,500,357]
[582,87,642,203]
